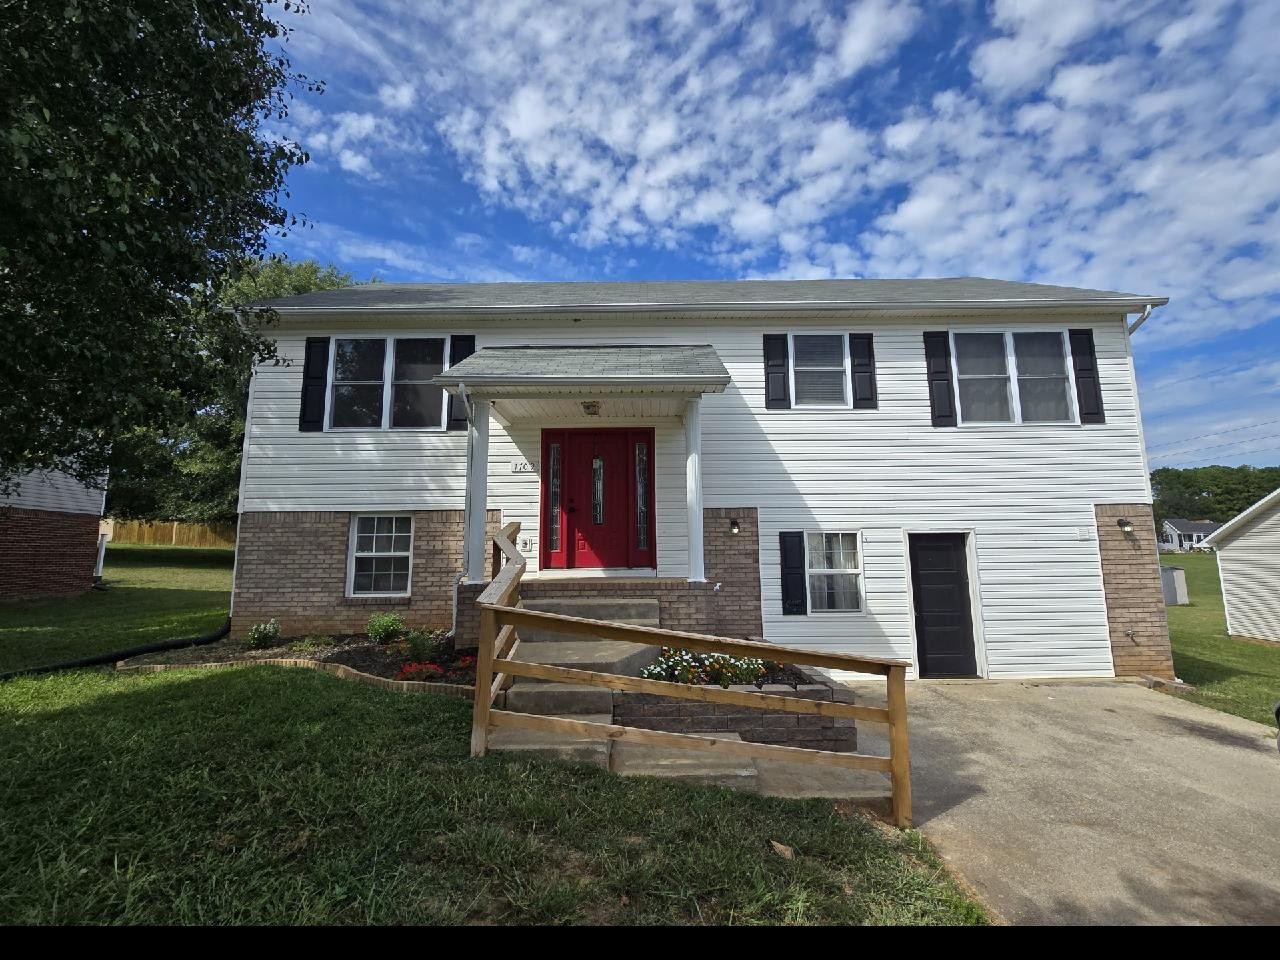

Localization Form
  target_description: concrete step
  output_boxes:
[518,597,660,643]
[611,734,759,790]
[511,639,659,679]
[488,713,612,766]
[504,682,615,715]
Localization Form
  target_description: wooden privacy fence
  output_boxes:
[471,522,915,827]
[107,519,236,548]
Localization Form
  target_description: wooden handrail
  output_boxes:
[481,604,906,677]
[469,521,914,827]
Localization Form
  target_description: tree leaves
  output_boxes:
[0,0,320,493]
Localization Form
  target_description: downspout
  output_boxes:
[451,383,475,639]
[1126,303,1156,335]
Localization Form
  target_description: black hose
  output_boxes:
[0,616,231,682]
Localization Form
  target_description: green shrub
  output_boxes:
[640,646,779,687]
[403,629,448,662]
[244,619,281,650]
[366,612,407,645]
[291,634,333,655]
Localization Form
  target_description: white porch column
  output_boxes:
[463,396,491,584]
[684,397,705,582]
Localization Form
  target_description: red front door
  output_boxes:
[541,428,655,570]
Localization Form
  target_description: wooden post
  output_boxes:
[470,606,497,757]
[886,664,912,828]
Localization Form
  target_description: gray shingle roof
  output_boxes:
[1164,519,1224,535]
[434,345,729,385]
[261,277,1166,313]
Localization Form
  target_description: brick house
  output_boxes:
[1,470,105,600]
[230,278,1174,680]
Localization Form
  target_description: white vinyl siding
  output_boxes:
[0,469,105,516]
[1216,505,1280,643]
[241,312,1149,679]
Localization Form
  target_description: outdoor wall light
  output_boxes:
[729,518,741,535]
[1117,518,1134,534]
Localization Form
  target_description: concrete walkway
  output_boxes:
[849,679,1280,925]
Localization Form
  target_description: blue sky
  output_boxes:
[267,0,1280,468]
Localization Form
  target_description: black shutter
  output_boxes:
[446,335,476,431]
[763,334,791,410]
[298,337,330,432]
[779,531,807,616]
[1068,329,1105,424]
[849,333,878,409]
[922,332,957,427]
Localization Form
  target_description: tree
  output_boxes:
[0,0,319,494]
[1151,465,1280,525]
[107,258,353,523]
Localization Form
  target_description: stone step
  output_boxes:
[488,713,613,766]
[511,640,659,679]
[518,597,661,643]
[504,682,615,715]
[611,734,759,790]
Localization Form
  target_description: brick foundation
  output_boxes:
[454,507,764,647]
[0,507,100,600]
[614,671,857,752]
[1095,504,1175,679]
[230,509,500,639]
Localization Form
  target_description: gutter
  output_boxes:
[265,296,1171,318]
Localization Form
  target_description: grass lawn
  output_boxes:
[1161,551,1280,727]
[0,667,986,925]
[0,545,233,675]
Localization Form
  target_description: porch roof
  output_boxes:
[434,344,731,396]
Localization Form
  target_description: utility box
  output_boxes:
[1161,566,1189,606]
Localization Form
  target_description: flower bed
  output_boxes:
[618,650,856,752]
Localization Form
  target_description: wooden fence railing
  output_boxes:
[470,522,914,827]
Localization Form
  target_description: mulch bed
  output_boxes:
[118,635,476,684]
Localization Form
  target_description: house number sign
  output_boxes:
[511,461,538,474]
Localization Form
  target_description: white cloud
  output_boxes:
[377,81,417,111]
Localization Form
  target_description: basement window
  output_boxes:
[348,515,413,596]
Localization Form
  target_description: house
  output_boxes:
[0,469,105,600]
[229,277,1175,680]
[1204,488,1280,643]
[1159,518,1222,552]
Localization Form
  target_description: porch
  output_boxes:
[434,344,733,587]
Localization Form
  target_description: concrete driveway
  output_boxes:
[852,679,1280,925]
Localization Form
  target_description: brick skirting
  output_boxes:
[1095,503,1175,679]
[230,509,500,639]
[0,506,99,600]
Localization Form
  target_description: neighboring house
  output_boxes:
[1159,518,1222,552]
[230,278,1175,680]
[1204,488,1280,644]
[0,469,105,600]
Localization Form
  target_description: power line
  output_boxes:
[1150,431,1280,462]
[1147,417,1280,453]
[1139,359,1274,395]
[1168,445,1280,468]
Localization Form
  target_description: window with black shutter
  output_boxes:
[1068,328,1106,424]
[779,531,807,615]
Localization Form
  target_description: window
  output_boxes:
[790,334,849,407]
[348,515,413,596]
[328,336,450,430]
[546,442,561,552]
[635,441,648,550]
[951,330,1075,424]
[805,532,862,612]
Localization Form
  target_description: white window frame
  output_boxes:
[949,328,1080,426]
[787,332,852,409]
[324,334,454,432]
[346,513,414,598]
[803,530,864,614]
